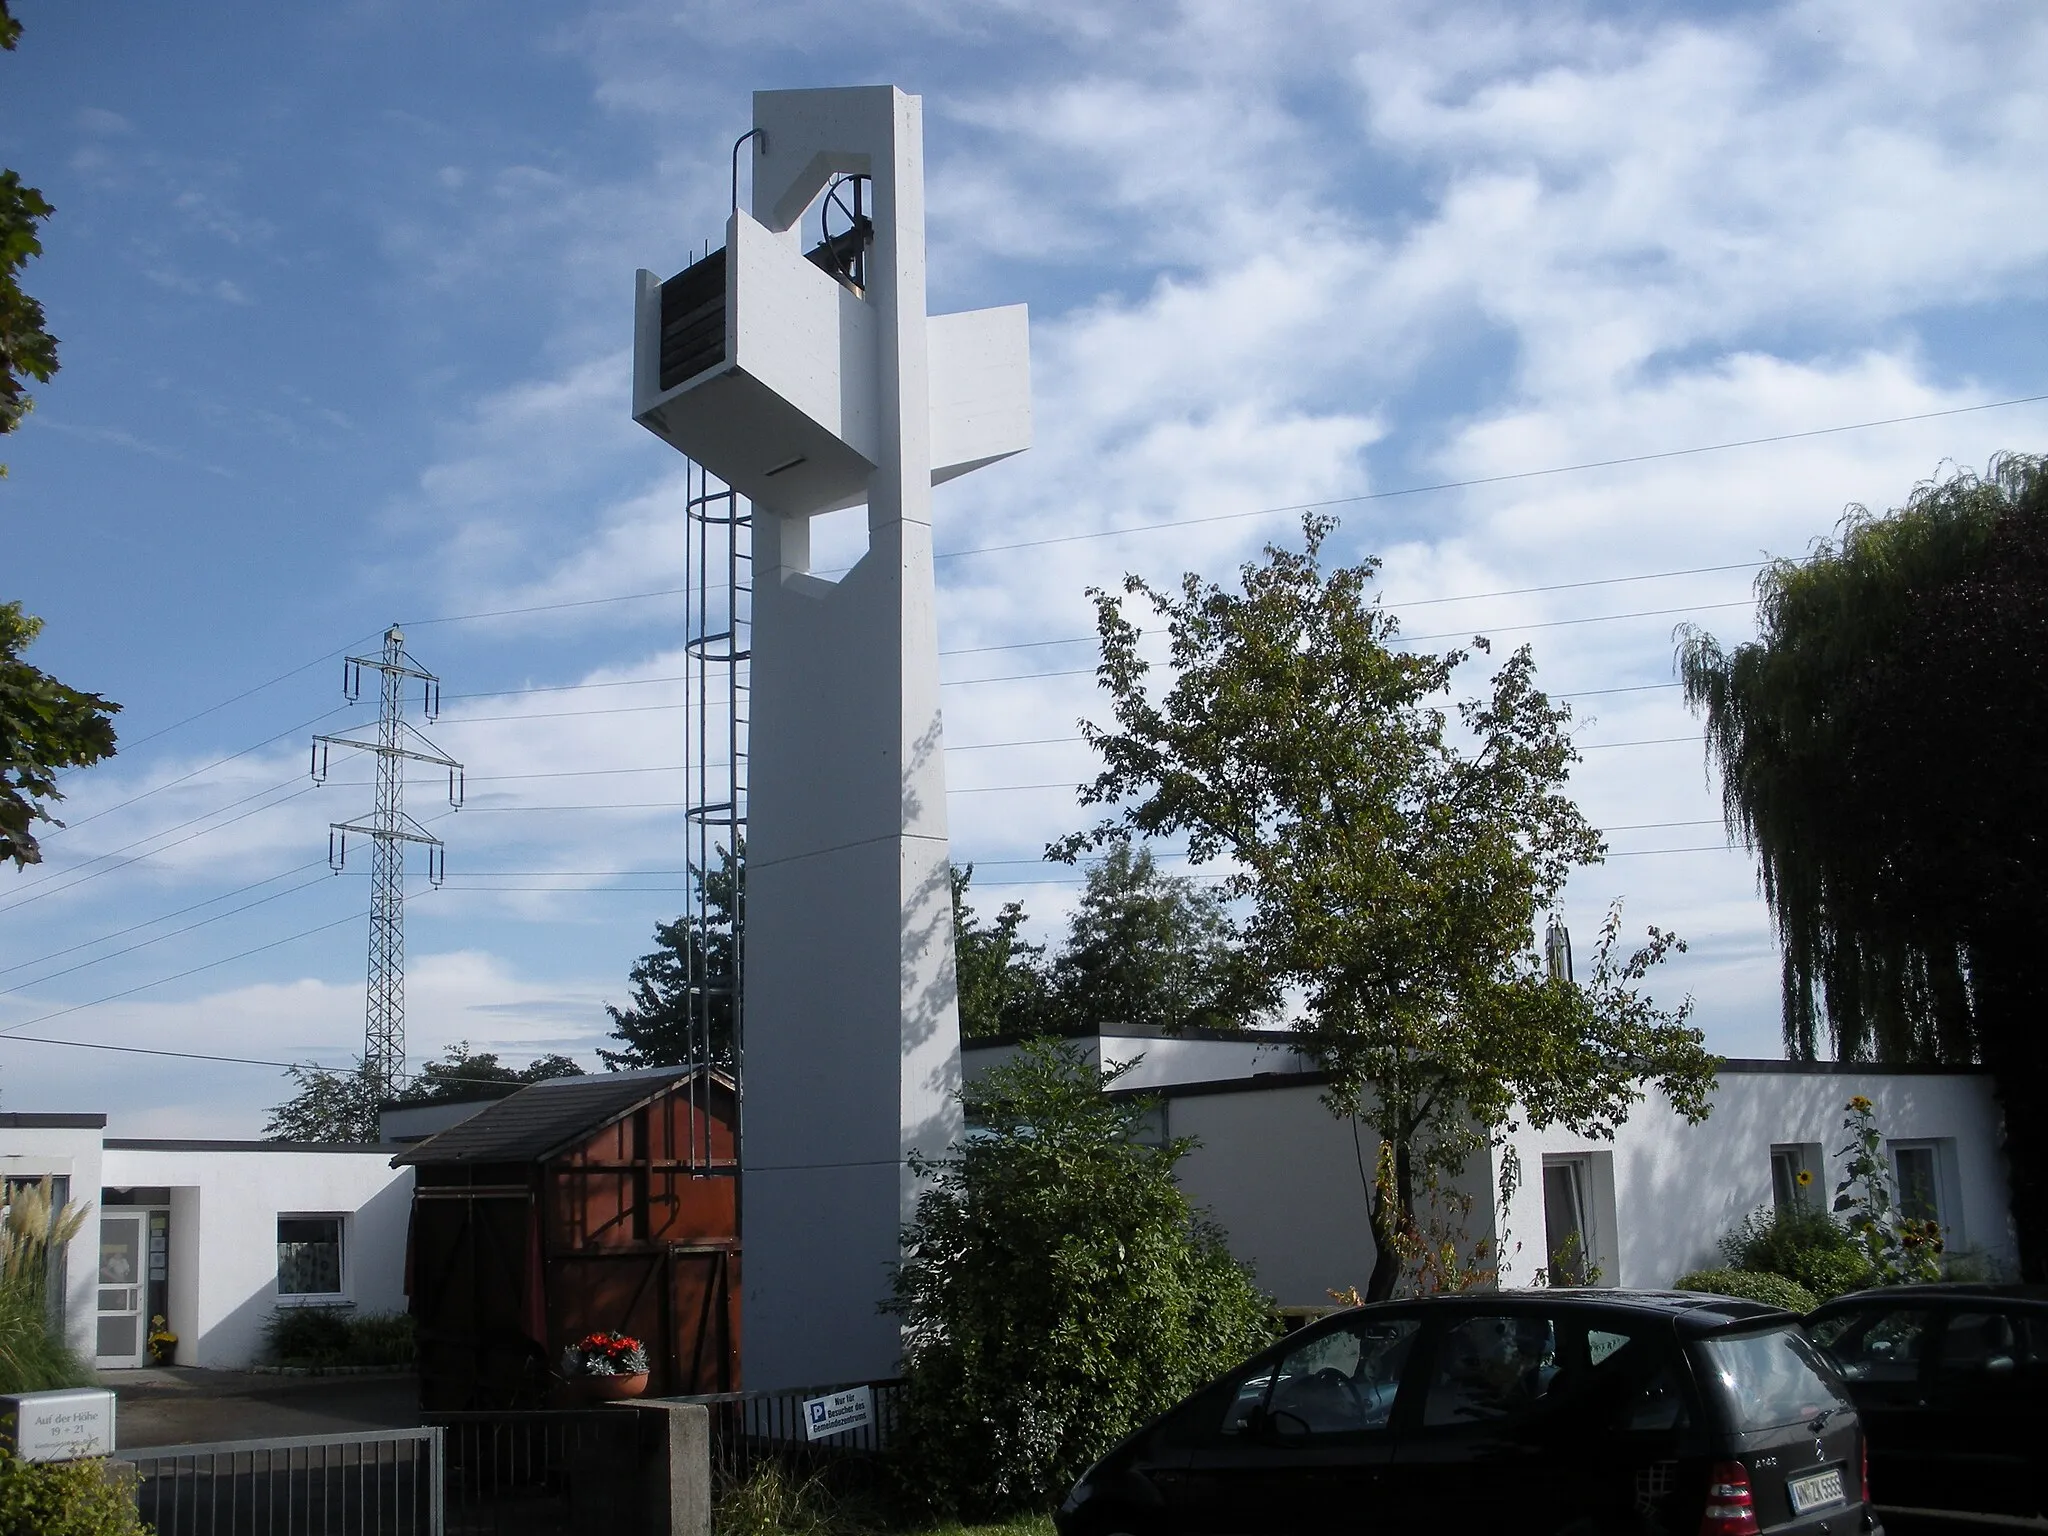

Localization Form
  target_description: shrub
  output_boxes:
[1717,1204,1874,1301]
[0,1449,150,1536]
[262,1306,416,1368]
[1674,1269,1818,1313]
[886,1040,1277,1519]
[262,1306,352,1364]
[0,1178,92,1394]
[341,1311,415,1368]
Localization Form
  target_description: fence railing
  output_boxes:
[659,1377,903,1490]
[126,1426,444,1536]
[427,1408,657,1535]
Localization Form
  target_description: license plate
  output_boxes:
[1787,1466,1846,1514]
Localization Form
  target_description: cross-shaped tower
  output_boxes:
[633,85,1031,1387]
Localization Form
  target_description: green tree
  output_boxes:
[0,604,119,868]
[399,1040,584,1102]
[266,1043,587,1141]
[0,11,118,869]
[1678,453,2048,1278]
[950,862,1050,1041]
[264,1056,384,1143]
[1056,515,1716,1300]
[886,1039,1275,1517]
[0,2,59,460]
[1044,841,1254,1034]
[600,843,740,1070]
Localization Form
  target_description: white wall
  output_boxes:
[0,1118,105,1361]
[379,1098,494,1144]
[1495,1067,2014,1289]
[101,1143,414,1370]
[1166,1082,1383,1308]
[953,1041,2015,1306]
[964,1031,1312,1094]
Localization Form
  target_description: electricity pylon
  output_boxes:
[311,625,463,1103]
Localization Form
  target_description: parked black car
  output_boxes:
[1805,1284,2048,1521]
[1056,1290,1880,1536]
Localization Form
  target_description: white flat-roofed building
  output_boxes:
[1,1114,412,1371]
[962,1031,2017,1307]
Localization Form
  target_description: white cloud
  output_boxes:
[23,0,2048,1132]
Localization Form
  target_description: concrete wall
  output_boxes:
[100,1142,414,1370]
[378,1097,495,1144]
[963,1030,1312,1094]
[1495,1065,2014,1289]
[1166,1081,1381,1308]
[0,1117,106,1361]
[964,1041,2014,1306]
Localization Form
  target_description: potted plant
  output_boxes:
[147,1315,178,1366]
[559,1330,650,1399]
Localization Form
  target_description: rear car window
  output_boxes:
[1696,1325,1853,1432]
[1807,1308,1928,1383]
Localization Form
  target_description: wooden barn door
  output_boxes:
[547,1244,739,1396]
[669,1245,740,1394]
[410,1192,547,1411]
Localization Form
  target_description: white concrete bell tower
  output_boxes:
[632,85,1030,1388]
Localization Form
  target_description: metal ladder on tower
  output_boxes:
[682,457,750,1170]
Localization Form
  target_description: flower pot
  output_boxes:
[573,1371,649,1401]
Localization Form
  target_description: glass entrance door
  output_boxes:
[96,1212,146,1367]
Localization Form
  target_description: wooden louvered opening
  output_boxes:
[659,248,726,392]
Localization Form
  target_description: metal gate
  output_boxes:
[431,1410,657,1536]
[127,1426,444,1536]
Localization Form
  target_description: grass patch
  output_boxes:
[712,1465,1053,1536]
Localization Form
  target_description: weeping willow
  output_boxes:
[1680,452,2048,1273]
[1681,451,2048,1057]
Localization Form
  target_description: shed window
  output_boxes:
[278,1216,345,1298]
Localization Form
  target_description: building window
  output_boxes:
[1542,1157,1593,1285]
[277,1216,345,1299]
[1770,1143,1823,1211]
[1891,1143,1942,1226]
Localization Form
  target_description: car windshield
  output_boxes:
[1696,1325,1853,1432]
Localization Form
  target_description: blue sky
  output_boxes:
[3,0,2045,1135]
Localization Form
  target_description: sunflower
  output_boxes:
[1795,1168,1814,1188]
[1848,1095,1874,1115]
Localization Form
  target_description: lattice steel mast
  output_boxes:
[311,625,463,1101]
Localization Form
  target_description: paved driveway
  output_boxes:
[110,1368,420,1450]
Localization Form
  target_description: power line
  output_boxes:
[53,638,379,781]
[0,875,336,997]
[0,1030,596,1089]
[0,784,320,916]
[0,911,361,1041]
[46,706,354,837]
[914,393,2048,564]
[1396,600,1751,647]
[0,860,332,980]
[398,392,2048,629]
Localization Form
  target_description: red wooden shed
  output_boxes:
[394,1065,740,1410]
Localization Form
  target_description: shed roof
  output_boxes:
[390,1065,725,1167]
